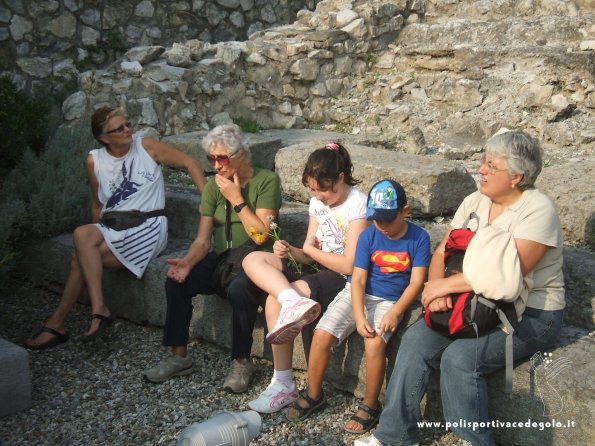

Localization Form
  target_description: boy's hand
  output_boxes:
[377,312,400,337]
[356,318,376,338]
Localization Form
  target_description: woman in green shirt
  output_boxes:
[143,124,281,384]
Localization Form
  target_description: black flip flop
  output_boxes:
[81,313,116,343]
[23,326,70,351]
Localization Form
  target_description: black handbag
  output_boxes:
[100,209,166,231]
[211,200,258,298]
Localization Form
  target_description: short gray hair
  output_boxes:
[484,131,543,190]
[202,124,251,162]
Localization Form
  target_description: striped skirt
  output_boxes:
[97,216,168,278]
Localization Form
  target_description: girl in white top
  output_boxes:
[23,106,205,350]
[242,142,369,413]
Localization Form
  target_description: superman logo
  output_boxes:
[371,251,411,273]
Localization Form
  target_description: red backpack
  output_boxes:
[424,227,517,338]
[423,220,519,393]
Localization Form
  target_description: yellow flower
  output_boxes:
[248,227,267,244]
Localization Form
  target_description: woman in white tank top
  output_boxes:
[22,106,206,349]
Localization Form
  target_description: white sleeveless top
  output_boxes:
[91,135,168,278]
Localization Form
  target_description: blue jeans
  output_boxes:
[374,307,564,446]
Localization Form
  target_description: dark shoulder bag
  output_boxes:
[211,200,259,298]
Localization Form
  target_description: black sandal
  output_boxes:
[285,389,326,422]
[344,401,381,434]
[23,326,70,351]
[81,313,116,342]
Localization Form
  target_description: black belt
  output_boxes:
[143,209,166,218]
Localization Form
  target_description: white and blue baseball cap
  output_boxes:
[366,179,407,222]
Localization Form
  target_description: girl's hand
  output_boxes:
[302,236,319,257]
[313,237,322,250]
[273,240,290,259]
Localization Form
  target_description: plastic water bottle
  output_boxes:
[177,410,262,446]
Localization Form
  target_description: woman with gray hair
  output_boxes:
[356,131,565,446]
[144,124,281,384]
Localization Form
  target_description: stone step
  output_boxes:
[0,338,32,417]
[23,187,594,329]
[424,0,585,21]
[401,16,590,49]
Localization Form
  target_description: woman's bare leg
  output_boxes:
[73,225,122,335]
[23,224,122,345]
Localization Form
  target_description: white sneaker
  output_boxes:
[353,435,387,446]
[266,296,321,344]
[247,378,298,413]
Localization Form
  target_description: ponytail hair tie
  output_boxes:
[326,142,340,151]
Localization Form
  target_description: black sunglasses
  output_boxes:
[106,121,132,134]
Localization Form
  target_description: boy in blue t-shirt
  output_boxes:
[286,179,431,434]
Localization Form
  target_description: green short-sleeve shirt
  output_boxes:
[200,167,282,254]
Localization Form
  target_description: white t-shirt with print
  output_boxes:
[308,187,368,255]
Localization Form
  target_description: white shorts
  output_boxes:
[316,283,398,345]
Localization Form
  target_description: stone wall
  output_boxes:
[0,0,318,92]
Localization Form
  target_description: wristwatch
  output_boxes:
[233,202,248,213]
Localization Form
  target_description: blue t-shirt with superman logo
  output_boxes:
[353,222,431,302]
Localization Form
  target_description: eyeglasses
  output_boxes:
[106,121,132,134]
[206,153,238,166]
[480,158,509,175]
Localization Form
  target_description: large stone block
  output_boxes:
[163,128,354,173]
[537,160,595,247]
[0,339,32,417]
[562,247,595,330]
[275,143,478,217]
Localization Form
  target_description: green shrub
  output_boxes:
[234,117,262,133]
[0,124,96,281]
[0,76,56,177]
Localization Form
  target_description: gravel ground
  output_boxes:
[0,281,465,446]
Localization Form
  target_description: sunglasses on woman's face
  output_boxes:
[106,121,132,134]
[206,153,238,166]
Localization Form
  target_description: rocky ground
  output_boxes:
[0,281,470,446]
